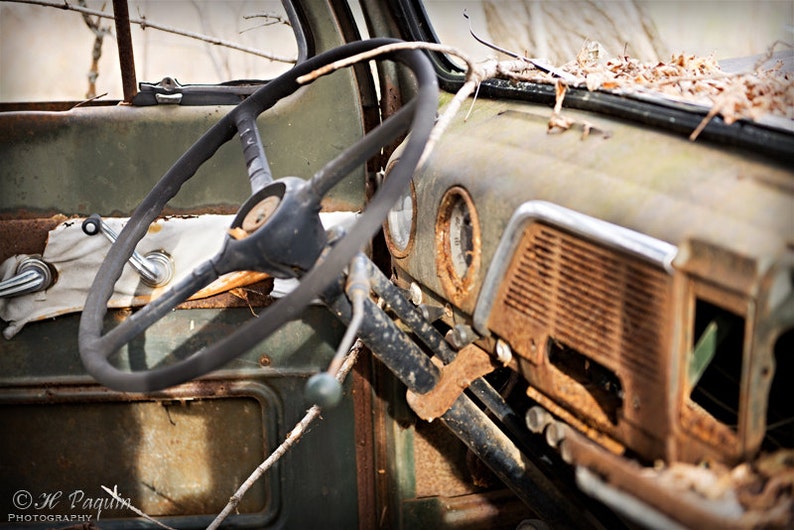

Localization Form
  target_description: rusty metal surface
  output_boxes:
[678,400,741,461]
[351,347,378,530]
[675,238,763,297]
[434,186,482,313]
[0,216,67,263]
[488,222,673,461]
[406,344,497,421]
[413,419,482,498]
[112,0,137,102]
[564,426,794,529]
[402,490,535,530]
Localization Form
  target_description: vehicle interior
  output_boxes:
[1,1,792,529]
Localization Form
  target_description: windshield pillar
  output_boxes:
[112,0,137,102]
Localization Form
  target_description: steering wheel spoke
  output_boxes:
[235,111,273,193]
[96,259,220,356]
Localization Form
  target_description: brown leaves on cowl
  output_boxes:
[508,40,792,141]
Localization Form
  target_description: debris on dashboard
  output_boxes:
[547,79,611,139]
[500,39,793,140]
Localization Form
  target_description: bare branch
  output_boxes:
[78,0,112,98]
[294,40,532,168]
[205,340,364,530]
[240,12,291,34]
[7,0,296,64]
[100,485,177,530]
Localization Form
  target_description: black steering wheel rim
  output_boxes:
[78,38,438,392]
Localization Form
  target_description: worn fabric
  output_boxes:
[0,213,355,339]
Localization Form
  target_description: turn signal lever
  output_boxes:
[82,214,174,287]
[0,256,54,298]
[304,253,370,408]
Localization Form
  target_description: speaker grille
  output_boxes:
[494,221,673,386]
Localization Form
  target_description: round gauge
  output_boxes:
[448,197,474,278]
[436,186,480,303]
[385,179,416,257]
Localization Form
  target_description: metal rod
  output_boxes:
[112,0,137,102]
[327,253,369,376]
[440,395,597,529]
[366,260,532,447]
[323,281,440,395]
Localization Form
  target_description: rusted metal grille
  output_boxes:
[492,223,671,383]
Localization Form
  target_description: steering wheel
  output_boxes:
[78,39,438,392]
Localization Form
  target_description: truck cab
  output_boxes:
[1,1,792,528]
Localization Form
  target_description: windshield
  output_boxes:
[0,0,297,103]
[419,0,792,155]
[427,1,792,65]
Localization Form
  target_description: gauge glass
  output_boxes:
[386,182,415,255]
[448,198,474,280]
[436,186,480,302]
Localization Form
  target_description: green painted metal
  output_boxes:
[0,70,366,218]
[0,1,372,527]
[398,94,794,314]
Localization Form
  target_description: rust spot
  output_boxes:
[0,215,69,263]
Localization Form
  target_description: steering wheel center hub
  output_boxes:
[242,195,281,233]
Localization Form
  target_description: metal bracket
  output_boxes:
[134,76,260,106]
[406,343,498,421]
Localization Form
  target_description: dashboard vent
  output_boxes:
[494,223,670,381]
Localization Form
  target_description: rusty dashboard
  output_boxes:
[385,91,794,528]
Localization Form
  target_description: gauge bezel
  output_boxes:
[435,185,481,304]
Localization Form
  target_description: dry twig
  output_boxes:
[241,12,291,34]
[100,485,176,530]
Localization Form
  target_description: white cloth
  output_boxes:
[0,212,357,339]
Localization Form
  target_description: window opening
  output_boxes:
[689,299,745,430]
[0,0,298,103]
